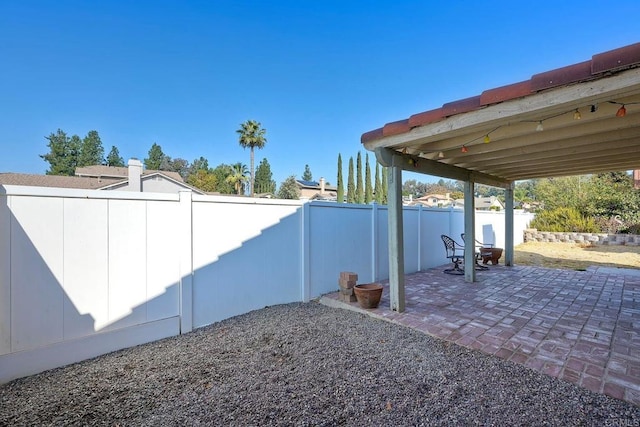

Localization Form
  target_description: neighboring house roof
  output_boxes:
[415,193,453,207]
[417,193,452,201]
[295,179,337,191]
[454,196,504,210]
[296,179,320,188]
[1,165,203,194]
[0,173,110,190]
[296,178,339,201]
[76,165,184,182]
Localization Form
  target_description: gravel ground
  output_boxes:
[1,302,639,426]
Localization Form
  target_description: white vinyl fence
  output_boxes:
[0,185,533,382]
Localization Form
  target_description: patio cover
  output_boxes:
[361,42,640,312]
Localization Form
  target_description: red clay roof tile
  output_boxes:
[480,80,532,105]
[382,119,411,137]
[408,108,445,127]
[531,60,592,92]
[361,127,384,143]
[592,42,640,73]
[442,95,482,117]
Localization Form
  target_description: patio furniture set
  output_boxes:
[441,234,503,275]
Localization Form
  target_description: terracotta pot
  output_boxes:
[481,247,503,265]
[353,283,383,309]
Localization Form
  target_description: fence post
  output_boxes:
[178,191,193,334]
[417,204,422,271]
[300,202,311,302]
[371,202,378,282]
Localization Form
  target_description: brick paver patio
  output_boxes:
[321,264,640,406]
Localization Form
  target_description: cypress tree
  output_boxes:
[381,166,388,204]
[302,164,312,181]
[374,162,382,203]
[356,152,364,204]
[347,157,355,203]
[364,153,373,203]
[336,154,344,203]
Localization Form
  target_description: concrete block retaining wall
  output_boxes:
[524,229,640,246]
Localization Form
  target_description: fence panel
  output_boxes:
[420,209,452,269]
[191,198,303,327]
[0,194,9,356]
[307,203,373,297]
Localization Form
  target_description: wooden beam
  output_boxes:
[464,181,476,282]
[504,184,514,267]
[375,147,512,189]
[456,127,640,168]
[387,161,405,312]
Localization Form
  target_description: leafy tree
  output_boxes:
[144,143,165,170]
[402,179,431,198]
[106,146,125,167]
[584,172,640,226]
[254,158,276,194]
[364,153,373,203]
[514,180,537,203]
[236,120,267,197]
[534,176,587,211]
[277,175,301,199]
[160,157,189,179]
[190,156,209,172]
[187,169,218,192]
[347,157,355,203]
[211,163,235,194]
[336,154,344,203]
[374,163,382,204]
[356,152,364,204]
[302,164,312,181]
[226,162,249,195]
[78,130,104,166]
[40,129,80,175]
[381,166,388,204]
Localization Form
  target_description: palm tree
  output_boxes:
[225,162,249,195]
[236,120,267,197]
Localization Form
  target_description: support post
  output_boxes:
[387,163,405,312]
[301,202,311,301]
[463,181,476,282]
[504,183,515,266]
[178,191,193,333]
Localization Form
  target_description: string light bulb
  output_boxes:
[536,121,544,132]
[483,135,491,143]
[461,146,468,153]
[573,109,581,120]
[616,105,627,117]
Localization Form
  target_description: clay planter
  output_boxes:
[353,283,383,309]
[481,247,503,265]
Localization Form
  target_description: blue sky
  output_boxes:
[1,1,639,186]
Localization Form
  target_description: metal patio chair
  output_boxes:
[441,234,465,275]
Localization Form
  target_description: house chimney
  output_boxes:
[128,158,143,191]
[320,177,325,194]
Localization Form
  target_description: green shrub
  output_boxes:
[530,207,600,233]
[622,223,640,235]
